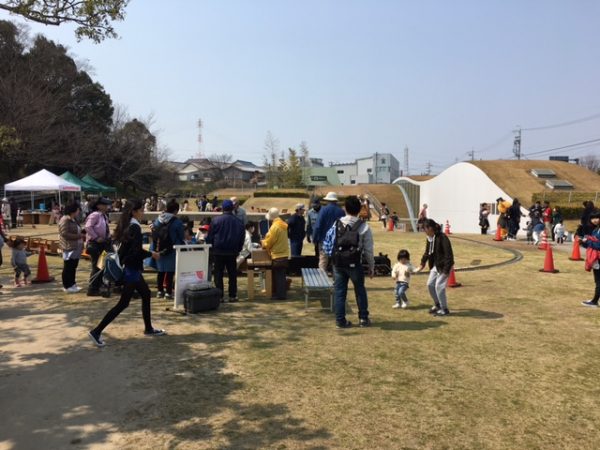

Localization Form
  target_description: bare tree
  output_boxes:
[579,154,600,174]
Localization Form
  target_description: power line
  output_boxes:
[522,111,600,131]
[523,137,600,157]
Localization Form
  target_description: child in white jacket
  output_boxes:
[391,249,417,309]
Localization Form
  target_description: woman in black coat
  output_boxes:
[88,199,165,347]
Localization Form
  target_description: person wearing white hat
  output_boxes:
[287,203,306,257]
[261,207,290,300]
[312,192,344,272]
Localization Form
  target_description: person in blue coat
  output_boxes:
[312,192,344,272]
[153,199,185,299]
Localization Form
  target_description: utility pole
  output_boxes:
[513,126,521,160]
[197,118,203,159]
[468,149,475,161]
[425,161,432,176]
[404,146,409,176]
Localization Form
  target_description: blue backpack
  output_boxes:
[103,251,124,283]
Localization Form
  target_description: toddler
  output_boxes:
[553,221,565,244]
[11,238,32,287]
[391,249,416,309]
[523,221,534,244]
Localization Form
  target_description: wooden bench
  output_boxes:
[301,268,333,311]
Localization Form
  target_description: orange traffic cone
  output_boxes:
[493,225,503,241]
[539,243,559,273]
[32,245,55,283]
[538,230,548,250]
[387,219,394,232]
[448,268,462,288]
[569,235,583,261]
[444,220,451,235]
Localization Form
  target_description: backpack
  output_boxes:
[103,250,124,283]
[153,218,174,254]
[332,219,363,268]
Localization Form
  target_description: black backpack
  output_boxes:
[153,218,174,254]
[332,219,363,268]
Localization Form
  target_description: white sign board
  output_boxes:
[173,244,211,310]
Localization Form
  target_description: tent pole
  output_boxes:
[31,192,34,210]
[59,191,62,208]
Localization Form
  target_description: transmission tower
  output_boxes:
[404,146,409,176]
[425,161,432,176]
[196,118,204,158]
[513,127,521,160]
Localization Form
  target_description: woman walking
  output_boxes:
[418,219,455,316]
[88,199,165,347]
[58,203,84,293]
[581,210,600,308]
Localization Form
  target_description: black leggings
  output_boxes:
[62,258,80,289]
[592,268,600,303]
[92,276,153,334]
[157,272,174,294]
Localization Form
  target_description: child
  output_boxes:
[532,222,545,246]
[553,221,565,244]
[183,226,197,245]
[11,238,32,287]
[237,223,257,269]
[391,249,416,309]
[524,221,534,244]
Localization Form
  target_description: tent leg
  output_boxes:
[31,192,34,210]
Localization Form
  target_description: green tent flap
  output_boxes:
[60,171,103,193]
[81,174,117,193]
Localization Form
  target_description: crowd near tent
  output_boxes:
[4,169,81,208]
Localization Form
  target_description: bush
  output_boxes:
[254,190,310,198]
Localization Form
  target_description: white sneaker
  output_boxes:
[66,285,82,293]
[401,300,408,309]
[392,303,401,309]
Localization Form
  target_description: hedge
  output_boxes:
[254,191,310,198]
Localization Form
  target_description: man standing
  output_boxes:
[85,197,112,296]
[312,192,344,272]
[323,195,374,329]
[206,199,245,302]
[9,197,18,229]
[306,199,321,257]
[287,204,306,257]
[231,197,248,225]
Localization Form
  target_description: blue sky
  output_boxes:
[2,0,600,174]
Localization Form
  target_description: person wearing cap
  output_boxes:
[581,209,600,308]
[84,197,112,296]
[261,207,290,300]
[312,192,344,272]
[206,199,245,302]
[306,199,322,257]
[231,197,248,225]
[287,204,306,257]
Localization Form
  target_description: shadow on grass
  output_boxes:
[0,295,332,449]
[374,320,447,331]
[450,309,504,320]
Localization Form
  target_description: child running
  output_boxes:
[11,238,31,287]
[391,249,416,309]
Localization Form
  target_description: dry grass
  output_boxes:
[1,226,600,449]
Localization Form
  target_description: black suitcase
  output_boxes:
[184,285,222,313]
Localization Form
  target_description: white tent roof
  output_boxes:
[4,169,81,192]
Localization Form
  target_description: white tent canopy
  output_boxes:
[4,169,81,192]
[4,169,81,208]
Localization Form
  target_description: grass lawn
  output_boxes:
[1,225,599,449]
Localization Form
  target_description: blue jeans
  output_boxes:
[333,265,369,324]
[290,240,303,257]
[395,282,409,303]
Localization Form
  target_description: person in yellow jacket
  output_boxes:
[261,207,290,299]
[496,197,512,239]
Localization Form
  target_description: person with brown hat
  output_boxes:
[85,197,112,296]
[312,192,344,272]
[262,207,290,300]
[287,203,306,257]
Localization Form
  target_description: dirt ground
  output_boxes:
[0,225,598,449]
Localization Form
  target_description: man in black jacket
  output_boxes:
[287,203,306,257]
[206,199,245,302]
[419,219,454,316]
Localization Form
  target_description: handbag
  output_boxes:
[585,247,600,272]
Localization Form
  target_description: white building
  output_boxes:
[393,160,600,233]
[331,153,400,185]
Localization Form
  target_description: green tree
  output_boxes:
[0,0,129,42]
[286,147,304,188]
